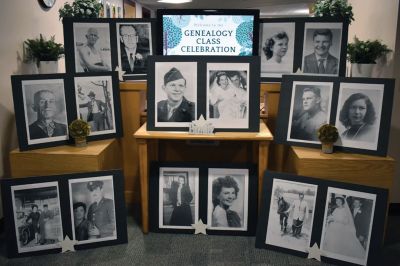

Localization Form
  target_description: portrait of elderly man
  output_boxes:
[86,181,116,239]
[28,89,67,140]
[157,67,195,122]
[119,24,150,74]
[290,87,327,141]
[78,27,111,72]
[303,29,339,75]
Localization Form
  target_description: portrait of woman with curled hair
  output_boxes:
[339,93,377,141]
[260,23,295,77]
[211,176,241,228]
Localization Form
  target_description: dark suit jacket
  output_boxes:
[79,100,107,121]
[352,207,369,239]
[303,53,338,74]
[157,97,195,122]
[120,43,149,74]
[29,120,67,140]
[87,197,115,238]
[169,181,193,207]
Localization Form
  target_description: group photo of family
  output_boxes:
[12,182,63,253]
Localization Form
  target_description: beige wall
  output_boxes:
[0,0,125,219]
[348,0,400,202]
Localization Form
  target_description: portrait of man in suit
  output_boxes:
[118,24,150,75]
[350,198,369,248]
[28,89,68,140]
[303,29,338,75]
[157,67,196,123]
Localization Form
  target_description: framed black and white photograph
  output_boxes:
[74,75,117,136]
[154,61,197,128]
[1,170,127,257]
[320,187,376,266]
[69,175,117,244]
[11,182,63,254]
[258,18,348,82]
[207,64,249,129]
[301,22,343,76]
[72,72,123,141]
[275,75,395,156]
[334,83,384,151]
[147,55,260,132]
[264,179,317,253]
[287,81,333,143]
[149,162,257,235]
[259,22,295,78]
[256,171,388,265]
[11,75,71,151]
[158,167,199,230]
[73,22,112,73]
[207,168,249,231]
[116,22,152,79]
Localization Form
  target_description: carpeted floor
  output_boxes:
[0,214,399,266]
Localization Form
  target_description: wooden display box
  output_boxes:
[284,146,395,192]
[10,139,122,178]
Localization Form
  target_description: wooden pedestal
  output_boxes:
[10,139,122,178]
[285,146,395,192]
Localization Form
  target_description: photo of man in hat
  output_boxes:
[86,180,116,239]
[79,91,107,131]
[157,67,196,122]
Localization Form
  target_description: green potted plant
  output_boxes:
[69,119,91,147]
[318,124,339,154]
[24,34,64,74]
[312,0,355,24]
[59,0,102,20]
[347,36,392,77]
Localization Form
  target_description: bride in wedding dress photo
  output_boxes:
[322,195,367,261]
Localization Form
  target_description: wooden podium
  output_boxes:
[10,139,122,178]
[284,146,395,192]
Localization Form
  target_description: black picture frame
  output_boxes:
[1,170,127,258]
[156,9,260,56]
[11,72,123,151]
[259,17,349,82]
[11,74,72,151]
[275,75,395,156]
[63,17,156,80]
[256,171,388,266]
[71,71,123,142]
[149,162,258,236]
[146,55,260,132]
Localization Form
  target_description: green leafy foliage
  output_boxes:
[312,0,354,24]
[59,0,102,19]
[24,34,64,64]
[318,124,339,143]
[347,36,392,64]
[69,119,91,138]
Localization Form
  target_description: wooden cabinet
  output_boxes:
[10,139,121,178]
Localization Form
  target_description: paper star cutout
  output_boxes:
[193,115,207,127]
[61,235,77,253]
[115,66,125,81]
[307,243,323,261]
[294,68,303,74]
[191,219,207,235]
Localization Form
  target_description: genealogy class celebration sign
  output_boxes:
[163,15,254,55]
